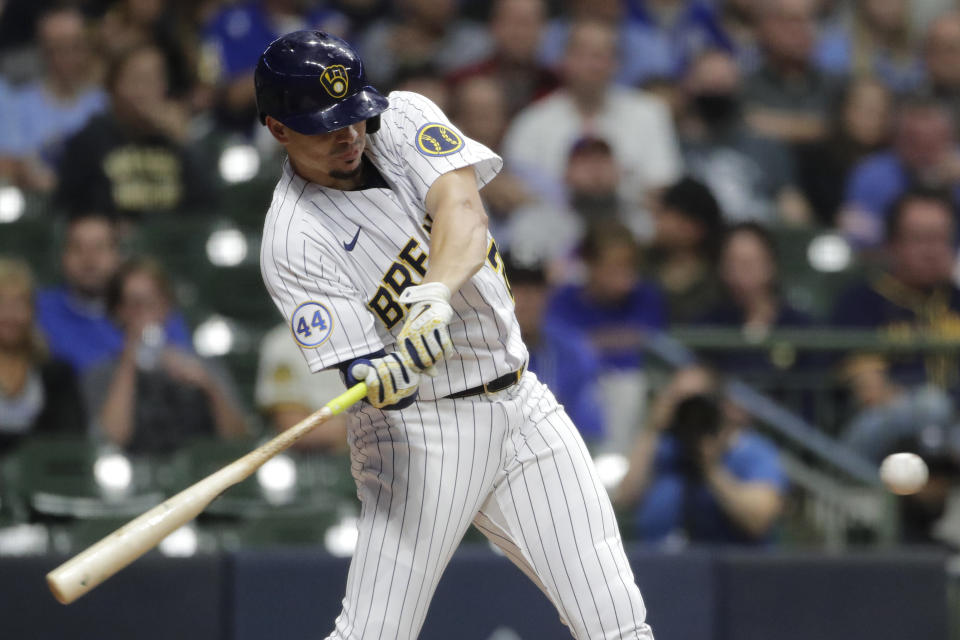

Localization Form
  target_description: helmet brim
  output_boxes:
[279,87,389,135]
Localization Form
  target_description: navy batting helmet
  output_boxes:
[255,30,388,135]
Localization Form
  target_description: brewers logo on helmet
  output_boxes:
[320,65,349,98]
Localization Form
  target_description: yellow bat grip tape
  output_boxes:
[325,382,368,415]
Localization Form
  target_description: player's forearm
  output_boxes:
[423,167,488,294]
[704,466,783,538]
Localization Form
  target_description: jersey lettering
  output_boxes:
[367,237,429,329]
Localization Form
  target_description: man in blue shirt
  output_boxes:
[840,98,960,248]
[36,213,189,373]
[508,257,606,444]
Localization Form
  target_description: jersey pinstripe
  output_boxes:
[260,91,526,400]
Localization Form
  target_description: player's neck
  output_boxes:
[289,156,365,191]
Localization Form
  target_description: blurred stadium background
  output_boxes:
[1,0,960,638]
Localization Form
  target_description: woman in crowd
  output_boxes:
[83,257,248,454]
[0,258,85,456]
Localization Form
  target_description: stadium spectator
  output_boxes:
[4,7,106,193]
[450,75,532,238]
[507,258,606,445]
[97,0,196,100]
[0,258,85,458]
[839,97,960,248]
[832,189,960,393]
[743,0,845,145]
[35,213,190,374]
[84,257,248,454]
[840,355,953,463]
[697,223,814,373]
[797,77,894,225]
[546,220,665,453]
[679,49,808,224]
[357,0,491,88]
[201,0,347,132]
[507,136,647,275]
[504,18,683,210]
[55,43,214,219]
[814,0,923,93]
[255,324,347,452]
[646,177,725,323]
[447,0,558,117]
[615,366,787,546]
[623,0,735,82]
[539,0,675,87]
[389,63,451,113]
[717,0,762,71]
[924,12,960,134]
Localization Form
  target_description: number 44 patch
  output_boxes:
[290,301,334,348]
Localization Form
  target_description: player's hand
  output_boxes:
[397,282,454,374]
[347,352,420,409]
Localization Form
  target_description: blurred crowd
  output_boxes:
[5,0,960,549]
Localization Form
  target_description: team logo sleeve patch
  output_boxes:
[415,123,463,156]
[290,301,335,348]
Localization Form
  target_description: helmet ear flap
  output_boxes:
[366,115,381,134]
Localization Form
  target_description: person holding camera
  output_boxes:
[615,366,787,545]
[82,257,248,454]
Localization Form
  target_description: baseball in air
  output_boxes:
[879,453,929,495]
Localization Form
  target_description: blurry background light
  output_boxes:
[324,516,359,557]
[193,315,234,357]
[257,454,297,505]
[0,186,25,223]
[206,228,248,267]
[158,524,199,557]
[593,453,629,491]
[807,233,851,273]
[219,144,260,183]
[93,453,133,495]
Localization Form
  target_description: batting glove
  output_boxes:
[397,282,454,375]
[347,352,420,409]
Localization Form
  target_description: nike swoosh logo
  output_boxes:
[343,227,361,251]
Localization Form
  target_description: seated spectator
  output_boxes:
[255,324,347,452]
[539,0,679,87]
[744,0,845,145]
[84,257,248,454]
[698,223,813,372]
[450,75,532,238]
[504,18,683,209]
[36,213,190,373]
[797,77,893,225]
[447,0,559,117]
[201,0,347,132]
[832,189,960,393]
[546,220,665,371]
[840,355,953,463]
[924,12,960,134]
[646,177,725,323]
[679,49,808,225]
[717,0,762,72]
[390,64,452,114]
[839,97,960,248]
[507,257,605,445]
[625,0,736,81]
[98,0,196,99]
[55,43,214,219]
[546,220,665,453]
[4,7,106,193]
[358,0,491,89]
[615,366,787,546]
[815,0,923,93]
[0,258,85,458]
[507,136,648,275]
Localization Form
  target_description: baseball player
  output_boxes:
[256,31,654,640]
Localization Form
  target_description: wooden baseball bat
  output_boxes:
[46,382,368,605]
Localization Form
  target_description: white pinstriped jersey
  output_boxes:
[260,91,527,400]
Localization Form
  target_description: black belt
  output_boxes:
[447,367,524,399]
